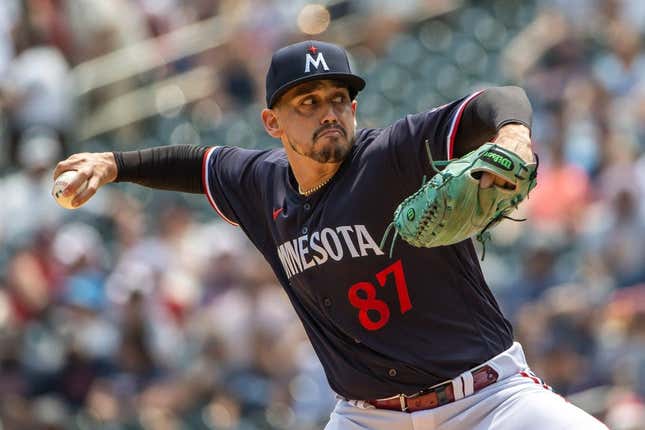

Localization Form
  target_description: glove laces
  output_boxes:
[379,140,450,258]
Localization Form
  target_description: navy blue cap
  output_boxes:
[265,40,366,108]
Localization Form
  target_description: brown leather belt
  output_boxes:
[367,365,499,413]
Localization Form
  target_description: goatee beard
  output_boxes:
[288,135,354,164]
[310,137,353,163]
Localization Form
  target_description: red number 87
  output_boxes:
[347,260,412,331]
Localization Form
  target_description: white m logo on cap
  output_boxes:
[304,52,329,73]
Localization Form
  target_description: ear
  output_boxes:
[261,108,282,138]
[352,100,357,128]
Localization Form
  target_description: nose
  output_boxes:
[320,101,340,124]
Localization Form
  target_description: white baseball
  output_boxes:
[52,170,88,209]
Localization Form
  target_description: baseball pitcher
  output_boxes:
[54,40,608,430]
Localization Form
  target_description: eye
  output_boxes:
[301,97,315,106]
[332,95,347,103]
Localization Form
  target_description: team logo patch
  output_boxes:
[406,208,415,221]
[304,45,329,73]
[482,149,514,171]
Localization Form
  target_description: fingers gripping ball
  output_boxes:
[381,143,538,258]
[52,170,88,209]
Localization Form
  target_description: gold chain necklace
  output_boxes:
[298,176,333,196]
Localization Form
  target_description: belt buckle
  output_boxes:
[398,383,438,412]
[399,394,408,412]
[392,379,453,413]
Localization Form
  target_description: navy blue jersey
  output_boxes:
[202,91,513,400]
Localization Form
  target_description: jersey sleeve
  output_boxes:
[384,90,485,181]
[201,146,264,227]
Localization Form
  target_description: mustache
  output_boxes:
[313,123,346,141]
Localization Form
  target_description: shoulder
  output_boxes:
[211,146,286,166]
[354,127,381,145]
[255,147,289,173]
[350,127,386,157]
[205,146,288,186]
[353,110,438,149]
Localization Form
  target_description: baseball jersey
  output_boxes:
[202,92,513,400]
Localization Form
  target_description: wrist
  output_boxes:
[496,123,530,140]
[105,151,119,183]
[493,123,534,163]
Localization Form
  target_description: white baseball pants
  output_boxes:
[325,342,608,430]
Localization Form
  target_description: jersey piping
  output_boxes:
[446,90,486,159]
[202,146,240,226]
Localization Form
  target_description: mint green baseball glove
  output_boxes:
[381,142,538,258]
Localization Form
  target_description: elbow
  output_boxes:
[483,86,533,131]
[489,85,531,107]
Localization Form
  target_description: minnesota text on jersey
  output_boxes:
[276,224,384,279]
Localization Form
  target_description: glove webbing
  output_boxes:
[473,152,538,260]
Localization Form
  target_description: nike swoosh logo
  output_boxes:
[272,207,283,220]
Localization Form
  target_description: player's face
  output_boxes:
[266,80,357,164]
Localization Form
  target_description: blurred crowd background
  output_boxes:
[1,0,644,428]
